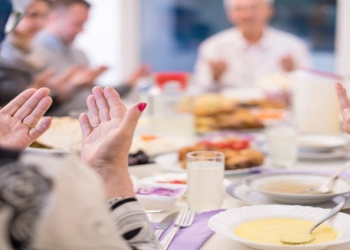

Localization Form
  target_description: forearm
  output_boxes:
[109,197,162,250]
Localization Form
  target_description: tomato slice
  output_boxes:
[230,140,249,150]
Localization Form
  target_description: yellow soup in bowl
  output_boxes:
[235,218,337,245]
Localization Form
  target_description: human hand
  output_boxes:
[280,55,295,72]
[335,83,350,134]
[209,60,227,82]
[79,86,146,198]
[30,68,55,89]
[0,88,52,150]
[128,64,151,86]
[69,66,108,88]
[42,66,81,101]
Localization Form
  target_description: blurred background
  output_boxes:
[76,0,350,87]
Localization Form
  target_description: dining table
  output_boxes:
[145,156,350,250]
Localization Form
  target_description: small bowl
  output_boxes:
[243,172,350,205]
[208,205,350,250]
[136,183,186,211]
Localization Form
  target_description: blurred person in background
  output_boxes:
[0,1,161,249]
[0,0,149,116]
[0,0,71,108]
[33,0,150,113]
[194,0,312,92]
[0,0,107,111]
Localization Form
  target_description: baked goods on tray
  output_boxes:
[178,138,264,171]
[178,94,288,133]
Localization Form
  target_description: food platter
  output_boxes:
[154,152,264,176]
[130,134,193,157]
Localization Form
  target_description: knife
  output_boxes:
[155,212,178,240]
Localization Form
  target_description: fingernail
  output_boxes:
[138,103,147,112]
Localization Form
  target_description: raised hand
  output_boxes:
[280,55,295,72]
[0,88,52,150]
[209,60,228,82]
[30,68,55,89]
[79,86,146,198]
[335,83,350,133]
[128,64,151,86]
[69,66,108,88]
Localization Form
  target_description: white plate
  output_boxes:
[141,173,232,187]
[127,164,160,178]
[140,173,187,185]
[244,172,350,204]
[154,152,264,176]
[299,148,349,160]
[25,147,73,154]
[225,180,350,209]
[298,135,348,153]
[208,205,350,250]
[130,134,193,156]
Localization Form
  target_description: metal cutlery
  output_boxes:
[303,162,350,194]
[154,212,178,240]
[160,207,195,249]
[281,200,346,245]
[145,210,165,213]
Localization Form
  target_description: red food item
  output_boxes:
[197,139,250,151]
[230,140,249,150]
[157,179,187,185]
[141,134,158,141]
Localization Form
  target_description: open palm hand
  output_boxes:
[0,88,52,150]
[80,87,146,173]
[335,83,350,134]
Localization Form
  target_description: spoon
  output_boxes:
[281,200,346,245]
[303,162,350,194]
[145,210,165,213]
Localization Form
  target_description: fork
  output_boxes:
[160,207,195,249]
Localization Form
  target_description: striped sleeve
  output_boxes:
[109,197,162,250]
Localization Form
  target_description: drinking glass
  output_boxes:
[186,151,224,212]
[267,124,298,168]
[152,94,195,139]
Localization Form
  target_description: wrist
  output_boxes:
[100,167,135,199]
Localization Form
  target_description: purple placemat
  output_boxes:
[153,209,225,250]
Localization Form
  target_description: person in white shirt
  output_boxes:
[194,0,312,92]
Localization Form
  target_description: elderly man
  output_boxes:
[194,0,312,92]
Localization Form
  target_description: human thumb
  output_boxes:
[119,102,147,138]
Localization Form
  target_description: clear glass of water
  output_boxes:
[186,151,225,212]
[267,124,298,168]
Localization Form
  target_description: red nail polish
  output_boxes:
[138,103,147,112]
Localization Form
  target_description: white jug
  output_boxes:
[292,69,342,134]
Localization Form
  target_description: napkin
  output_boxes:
[153,209,225,250]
